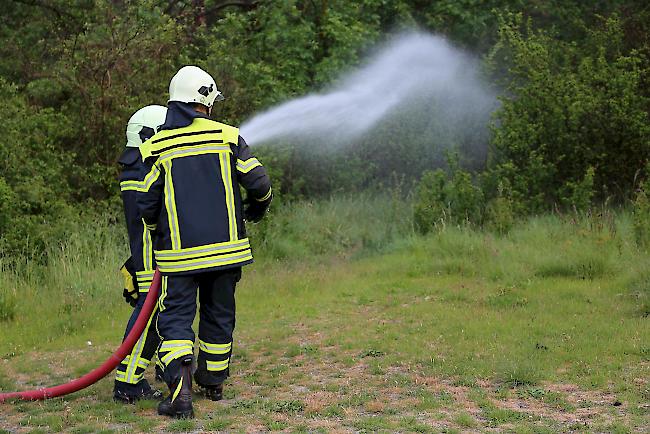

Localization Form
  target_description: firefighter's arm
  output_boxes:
[234,136,272,222]
[136,158,165,231]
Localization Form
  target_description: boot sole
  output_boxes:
[158,409,194,419]
[158,407,194,419]
[175,410,194,419]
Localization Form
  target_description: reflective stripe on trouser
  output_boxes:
[115,287,161,387]
[156,267,241,388]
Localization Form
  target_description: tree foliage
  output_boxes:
[1,0,649,253]
[486,13,650,212]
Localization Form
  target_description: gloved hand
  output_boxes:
[123,287,138,307]
[244,201,268,223]
[120,258,139,307]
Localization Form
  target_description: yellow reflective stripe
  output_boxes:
[159,145,232,162]
[236,158,262,174]
[140,119,239,160]
[124,301,157,383]
[115,370,144,384]
[256,187,272,202]
[161,348,193,365]
[136,270,155,279]
[156,238,251,263]
[138,281,153,292]
[172,377,183,402]
[158,276,168,312]
[159,340,194,350]
[141,164,161,192]
[156,250,253,273]
[206,359,230,372]
[219,153,237,241]
[215,121,240,145]
[155,239,250,261]
[162,160,181,249]
[120,180,144,192]
[140,122,216,160]
[119,356,149,370]
[198,339,232,355]
[141,226,153,271]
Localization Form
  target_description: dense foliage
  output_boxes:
[487,13,650,213]
[1,0,649,254]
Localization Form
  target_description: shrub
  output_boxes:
[560,166,595,212]
[487,14,650,212]
[413,161,484,233]
[485,199,514,233]
[413,169,448,233]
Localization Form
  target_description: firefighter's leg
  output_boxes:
[156,274,197,418]
[114,273,162,403]
[194,267,241,400]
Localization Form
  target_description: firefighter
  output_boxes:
[113,105,168,404]
[137,66,272,418]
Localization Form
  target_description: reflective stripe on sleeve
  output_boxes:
[236,158,262,174]
[120,180,144,192]
[255,187,272,202]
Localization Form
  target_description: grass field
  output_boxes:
[0,199,648,433]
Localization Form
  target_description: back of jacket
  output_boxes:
[137,118,271,275]
[118,147,156,291]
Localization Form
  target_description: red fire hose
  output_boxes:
[0,269,161,402]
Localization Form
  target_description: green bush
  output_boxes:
[413,169,448,233]
[413,162,484,233]
[487,14,650,212]
[485,187,515,234]
[560,166,595,212]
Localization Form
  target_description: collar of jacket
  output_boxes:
[159,101,210,131]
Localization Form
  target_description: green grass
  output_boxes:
[0,199,648,432]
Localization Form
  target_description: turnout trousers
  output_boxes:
[114,281,161,394]
[156,267,241,389]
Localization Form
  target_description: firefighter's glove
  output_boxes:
[120,259,138,307]
[244,201,267,223]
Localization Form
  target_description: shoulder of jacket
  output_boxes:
[139,119,240,160]
[195,118,239,145]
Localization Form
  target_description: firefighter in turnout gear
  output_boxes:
[137,66,272,418]
[113,105,167,404]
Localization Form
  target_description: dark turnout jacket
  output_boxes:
[117,147,156,291]
[136,116,272,275]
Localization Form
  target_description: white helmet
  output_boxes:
[125,105,167,147]
[168,65,224,108]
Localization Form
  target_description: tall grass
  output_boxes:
[1,195,648,353]
[248,192,414,260]
[0,214,129,352]
[0,194,413,351]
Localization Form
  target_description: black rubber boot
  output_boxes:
[201,383,223,401]
[113,380,163,404]
[158,361,194,419]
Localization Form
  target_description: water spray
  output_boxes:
[240,32,497,153]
